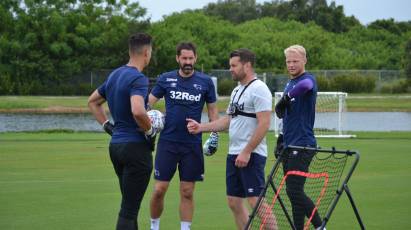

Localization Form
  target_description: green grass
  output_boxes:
[0,96,88,109]
[1,131,410,229]
[346,96,411,112]
[1,94,410,112]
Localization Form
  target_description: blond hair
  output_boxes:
[284,45,307,59]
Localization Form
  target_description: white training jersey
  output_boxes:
[226,79,272,157]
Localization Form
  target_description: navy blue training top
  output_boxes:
[98,65,149,144]
[151,70,217,143]
[282,72,317,148]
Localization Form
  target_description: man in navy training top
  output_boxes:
[148,42,219,230]
[275,44,324,230]
[187,49,277,230]
[88,33,157,230]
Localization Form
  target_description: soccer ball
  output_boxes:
[147,110,165,131]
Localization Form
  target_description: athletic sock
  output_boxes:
[150,218,160,230]
[181,221,191,230]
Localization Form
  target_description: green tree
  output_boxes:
[203,0,259,24]
[149,11,407,74]
[405,38,411,85]
[1,3,409,95]
[0,0,148,95]
[259,0,361,32]
[148,12,238,76]
[368,19,403,35]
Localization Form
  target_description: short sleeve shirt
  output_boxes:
[98,65,149,144]
[227,79,272,157]
[151,70,217,143]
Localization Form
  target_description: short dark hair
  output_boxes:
[128,33,152,54]
[176,42,197,56]
[230,48,255,67]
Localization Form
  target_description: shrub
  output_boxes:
[380,79,410,93]
[331,75,376,93]
[0,74,15,95]
[316,74,376,93]
[218,78,237,95]
[58,84,78,95]
[316,75,331,91]
[77,83,94,95]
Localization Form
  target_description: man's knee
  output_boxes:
[227,198,237,211]
[180,184,194,201]
[152,184,168,201]
[227,196,243,212]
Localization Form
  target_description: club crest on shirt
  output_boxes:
[193,84,202,90]
[154,169,160,176]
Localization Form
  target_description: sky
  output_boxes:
[137,0,411,25]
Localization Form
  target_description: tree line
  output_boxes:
[0,0,410,95]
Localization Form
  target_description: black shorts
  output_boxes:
[282,148,316,173]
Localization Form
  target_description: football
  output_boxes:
[147,110,165,131]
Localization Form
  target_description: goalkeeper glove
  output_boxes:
[102,120,114,136]
[144,126,159,151]
[203,132,219,156]
[275,93,291,119]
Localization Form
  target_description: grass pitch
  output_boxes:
[1,131,410,229]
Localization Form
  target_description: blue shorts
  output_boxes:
[154,139,204,182]
[226,153,266,197]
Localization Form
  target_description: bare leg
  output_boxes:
[248,197,278,230]
[227,196,249,230]
[150,180,170,219]
[180,181,195,222]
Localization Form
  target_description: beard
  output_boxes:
[180,63,194,75]
[231,70,246,82]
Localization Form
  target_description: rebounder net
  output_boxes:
[246,145,362,230]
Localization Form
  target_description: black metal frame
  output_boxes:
[245,145,365,230]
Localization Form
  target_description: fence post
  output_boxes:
[211,76,218,100]
[90,71,93,88]
[338,93,344,136]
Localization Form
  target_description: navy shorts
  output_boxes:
[226,153,267,197]
[154,139,204,182]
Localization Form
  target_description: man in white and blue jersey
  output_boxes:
[187,49,277,230]
[148,42,219,230]
[88,33,157,230]
[275,45,323,230]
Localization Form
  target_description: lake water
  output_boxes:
[0,112,410,132]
